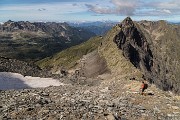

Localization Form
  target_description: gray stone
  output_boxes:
[107,113,115,120]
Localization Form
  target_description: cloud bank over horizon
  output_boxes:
[86,0,180,16]
[0,0,180,22]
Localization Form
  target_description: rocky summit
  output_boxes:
[0,17,180,120]
[113,17,180,94]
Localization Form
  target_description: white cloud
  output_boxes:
[86,0,139,16]
[156,0,180,9]
[162,9,171,14]
[85,0,180,16]
[0,0,180,22]
[149,0,180,15]
[0,2,89,21]
[111,0,139,15]
[38,8,46,11]
[85,4,114,14]
[0,2,86,14]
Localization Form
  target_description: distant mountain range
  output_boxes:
[0,20,96,62]
[1,18,180,120]
[69,21,118,35]
[39,17,180,94]
[2,19,180,94]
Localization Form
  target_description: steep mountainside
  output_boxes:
[36,36,102,71]
[0,20,95,61]
[0,18,180,120]
[113,17,180,94]
[39,17,180,94]
[37,22,142,80]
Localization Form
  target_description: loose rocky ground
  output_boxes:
[0,73,180,120]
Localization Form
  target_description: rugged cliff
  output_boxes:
[113,17,180,94]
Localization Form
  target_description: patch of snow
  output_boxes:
[0,72,64,90]
[60,31,66,37]
[61,25,67,30]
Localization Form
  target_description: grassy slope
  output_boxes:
[98,25,142,78]
[0,31,64,62]
[36,36,102,70]
[36,23,142,79]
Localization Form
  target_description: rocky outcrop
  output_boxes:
[0,20,37,32]
[113,17,153,72]
[0,56,55,78]
[113,17,180,94]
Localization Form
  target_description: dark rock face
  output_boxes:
[113,17,153,75]
[113,17,180,94]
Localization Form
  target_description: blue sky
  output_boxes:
[0,0,180,22]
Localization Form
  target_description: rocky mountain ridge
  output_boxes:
[36,17,180,95]
[0,20,94,38]
[113,17,180,94]
[69,21,117,35]
[0,17,180,120]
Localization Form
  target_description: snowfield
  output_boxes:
[0,72,64,90]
